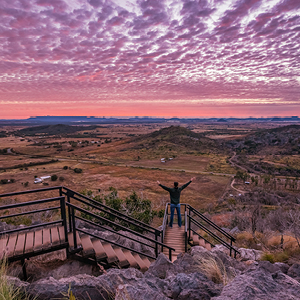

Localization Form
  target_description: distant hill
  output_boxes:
[132,126,222,154]
[227,125,300,155]
[15,124,98,136]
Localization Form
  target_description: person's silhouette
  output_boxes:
[157,177,195,227]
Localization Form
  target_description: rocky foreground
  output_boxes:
[8,246,300,300]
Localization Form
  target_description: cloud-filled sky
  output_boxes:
[0,0,299,118]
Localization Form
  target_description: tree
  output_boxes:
[51,175,58,181]
[267,209,286,249]
[285,209,300,248]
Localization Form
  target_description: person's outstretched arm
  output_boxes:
[180,177,196,190]
[157,181,172,192]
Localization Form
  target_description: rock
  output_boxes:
[274,262,289,274]
[0,221,16,232]
[244,260,257,266]
[239,247,263,261]
[230,226,241,235]
[212,264,300,300]
[166,272,222,300]
[211,244,230,254]
[115,283,170,300]
[27,268,144,300]
[288,263,300,282]
[145,253,175,279]
[248,261,282,275]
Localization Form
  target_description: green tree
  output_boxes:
[51,175,58,181]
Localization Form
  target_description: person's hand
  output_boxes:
[191,177,196,182]
[157,181,160,185]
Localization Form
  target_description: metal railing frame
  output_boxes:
[67,203,175,260]
[0,186,175,262]
[161,203,239,258]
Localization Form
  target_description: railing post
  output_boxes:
[169,248,172,261]
[188,207,191,240]
[67,190,72,232]
[71,206,77,249]
[60,196,68,243]
[230,239,233,257]
[161,230,164,252]
[155,230,158,257]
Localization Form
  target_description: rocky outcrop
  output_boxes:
[212,261,300,300]
[7,246,300,300]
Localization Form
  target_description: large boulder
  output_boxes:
[212,264,300,300]
[115,283,170,300]
[287,263,300,282]
[165,272,222,300]
[238,248,263,261]
[27,268,143,300]
[145,253,175,279]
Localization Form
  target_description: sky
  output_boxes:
[0,0,299,119]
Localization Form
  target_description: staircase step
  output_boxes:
[192,234,199,245]
[205,243,212,251]
[50,227,60,246]
[113,247,130,268]
[0,236,8,260]
[102,242,118,264]
[123,250,139,268]
[92,239,107,261]
[132,253,148,272]
[199,238,205,247]
[140,256,152,269]
[81,235,95,257]
[68,231,82,249]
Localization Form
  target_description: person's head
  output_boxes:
[174,182,178,188]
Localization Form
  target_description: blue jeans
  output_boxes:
[169,203,182,227]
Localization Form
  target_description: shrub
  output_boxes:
[261,253,275,263]
[74,168,82,173]
[59,176,65,182]
[24,181,29,187]
[158,209,165,218]
[0,179,8,184]
[63,166,68,170]
[51,175,58,181]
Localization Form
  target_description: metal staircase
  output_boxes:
[0,186,239,279]
[161,203,239,260]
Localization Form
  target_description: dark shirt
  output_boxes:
[159,181,192,204]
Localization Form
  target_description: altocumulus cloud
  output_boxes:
[0,0,299,117]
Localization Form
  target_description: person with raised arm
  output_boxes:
[157,177,196,228]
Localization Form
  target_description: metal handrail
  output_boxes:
[67,192,157,235]
[189,227,214,247]
[63,187,160,235]
[75,215,157,251]
[187,204,236,242]
[0,186,62,198]
[0,206,60,221]
[0,220,63,236]
[184,210,188,252]
[66,202,175,257]
[0,196,64,210]
[189,216,239,256]
[161,202,169,245]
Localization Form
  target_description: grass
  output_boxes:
[197,256,235,285]
[0,258,30,300]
